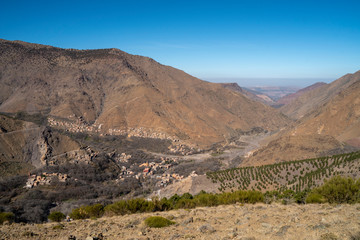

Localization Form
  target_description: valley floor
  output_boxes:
[1,203,359,240]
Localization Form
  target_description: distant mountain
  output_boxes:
[0,39,289,148]
[244,71,360,165]
[280,71,360,119]
[276,82,326,106]
[245,86,300,101]
[220,83,275,105]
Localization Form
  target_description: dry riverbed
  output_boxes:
[1,203,359,240]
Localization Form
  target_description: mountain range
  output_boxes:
[0,39,289,148]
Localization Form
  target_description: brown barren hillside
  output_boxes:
[280,71,360,119]
[289,80,360,147]
[245,72,360,165]
[0,39,289,147]
[243,135,351,166]
[0,114,83,176]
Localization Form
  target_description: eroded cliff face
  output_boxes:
[0,115,86,176]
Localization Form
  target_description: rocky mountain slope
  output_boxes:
[245,72,360,165]
[288,79,360,147]
[280,71,360,119]
[0,114,82,177]
[1,203,359,240]
[0,39,289,147]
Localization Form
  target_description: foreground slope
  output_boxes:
[1,203,359,240]
[0,39,289,147]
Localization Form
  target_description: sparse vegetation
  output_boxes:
[48,211,66,222]
[0,212,15,225]
[69,203,104,220]
[1,151,359,224]
[144,216,175,228]
[207,151,360,193]
[306,176,360,204]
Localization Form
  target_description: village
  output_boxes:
[24,172,70,189]
[116,156,184,187]
[43,116,201,190]
[47,116,202,155]
[25,150,187,190]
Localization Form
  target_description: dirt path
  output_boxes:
[0,127,41,136]
[148,133,270,167]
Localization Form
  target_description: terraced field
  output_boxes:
[207,151,360,192]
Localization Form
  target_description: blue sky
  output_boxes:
[1,0,359,87]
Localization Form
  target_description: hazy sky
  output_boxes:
[1,0,359,87]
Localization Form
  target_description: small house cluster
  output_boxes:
[25,172,69,189]
[48,116,202,156]
[156,173,184,187]
[46,147,95,166]
[48,116,101,133]
[117,156,184,187]
[115,153,132,163]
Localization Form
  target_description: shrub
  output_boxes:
[181,193,193,199]
[0,212,15,224]
[264,190,280,203]
[194,193,219,207]
[306,192,326,204]
[126,198,154,213]
[153,197,172,212]
[48,211,66,222]
[69,208,88,220]
[294,190,309,204]
[308,176,360,204]
[70,203,104,220]
[245,190,264,204]
[84,204,104,218]
[144,216,175,228]
[174,198,196,209]
[104,200,128,216]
